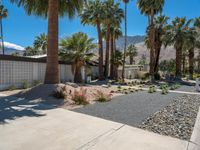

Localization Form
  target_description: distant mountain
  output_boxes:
[115,35,145,50]
[0,42,25,55]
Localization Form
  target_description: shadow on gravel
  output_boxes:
[0,84,63,124]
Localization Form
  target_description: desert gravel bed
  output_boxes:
[139,94,200,141]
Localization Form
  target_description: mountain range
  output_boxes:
[0,42,24,55]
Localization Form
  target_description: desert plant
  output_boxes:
[33,80,40,86]
[53,85,70,99]
[71,88,89,105]
[148,86,156,93]
[107,83,112,87]
[8,85,16,91]
[94,90,112,102]
[22,80,29,89]
[117,85,122,89]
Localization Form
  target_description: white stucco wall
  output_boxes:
[0,60,74,90]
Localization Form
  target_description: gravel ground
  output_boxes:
[73,91,182,126]
[139,95,200,141]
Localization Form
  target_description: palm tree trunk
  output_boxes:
[182,54,186,75]
[176,47,182,80]
[113,37,118,80]
[0,19,5,55]
[96,20,104,80]
[154,40,162,73]
[104,24,111,78]
[110,35,114,79]
[74,61,83,83]
[189,48,194,80]
[149,12,155,82]
[44,0,59,84]
[122,2,127,81]
[198,51,200,74]
[130,56,133,65]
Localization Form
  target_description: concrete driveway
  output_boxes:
[0,94,198,150]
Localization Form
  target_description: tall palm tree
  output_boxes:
[80,0,104,80]
[164,17,192,79]
[126,44,137,65]
[184,23,199,80]
[59,32,96,83]
[153,15,169,73]
[23,46,40,56]
[11,0,83,84]
[0,3,8,55]
[112,50,123,80]
[33,33,47,54]
[121,0,129,81]
[194,17,200,74]
[109,25,123,79]
[137,0,164,81]
[103,0,124,78]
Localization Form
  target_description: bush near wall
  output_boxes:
[135,71,149,80]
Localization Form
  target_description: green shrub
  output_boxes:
[33,80,40,86]
[22,80,29,89]
[72,88,89,105]
[8,85,16,91]
[136,71,149,80]
[148,86,156,93]
[161,89,167,95]
[117,85,122,89]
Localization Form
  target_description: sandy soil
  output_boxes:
[0,84,125,110]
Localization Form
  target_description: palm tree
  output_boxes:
[153,15,169,73]
[11,0,83,84]
[0,3,8,55]
[59,32,96,83]
[121,0,129,81]
[103,0,124,78]
[194,17,200,74]
[110,25,123,79]
[126,44,137,65]
[112,50,123,80]
[23,46,40,56]
[184,23,200,80]
[33,33,47,54]
[137,0,164,81]
[164,17,192,79]
[80,0,104,80]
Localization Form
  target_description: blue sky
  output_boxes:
[3,0,200,47]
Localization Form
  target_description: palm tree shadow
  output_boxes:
[0,84,64,124]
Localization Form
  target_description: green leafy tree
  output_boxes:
[59,32,96,83]
[11,0,83,84]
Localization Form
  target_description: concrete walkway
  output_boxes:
[0,108,189,150]
[0,94,199,150]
